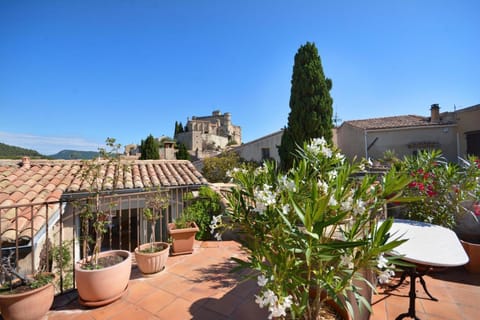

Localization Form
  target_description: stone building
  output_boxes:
[336,103,480,162]
[175,110,241,159]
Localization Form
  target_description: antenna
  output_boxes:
[333,112,342,127]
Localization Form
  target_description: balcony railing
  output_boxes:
[0,188,192,294]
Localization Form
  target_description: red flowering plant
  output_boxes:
[399,150,480,229]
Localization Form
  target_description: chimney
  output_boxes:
[430,104,440,123]
[21,156,31,169]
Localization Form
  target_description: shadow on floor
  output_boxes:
[429,266,480,286]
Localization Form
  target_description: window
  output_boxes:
[261,148,270,160]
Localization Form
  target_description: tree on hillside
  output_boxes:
[140,134,160,160]
[175,142,190,160]
[278,42,334,171]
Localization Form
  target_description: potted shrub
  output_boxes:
[134,188,170,276]
[168,205,199,255]
[181,186,224,241]
[457,158,480,273]
[211,138,410,320]
[0,251,55,320]
[398,151,480,273]
[74,138,132,306]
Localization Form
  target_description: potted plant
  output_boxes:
[211,138,409,320]
[180,186,224,241]
[0,251,55,320]
[74,138,132,306]
[456,158,480,273]
[134,188,170,276]
[168,201,200,255]
[398,151,480,273]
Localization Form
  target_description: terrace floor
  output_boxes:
[45,240,480,320]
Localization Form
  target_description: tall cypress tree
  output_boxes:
[174,121,184,137]
[140,134,160,160]
[278,42,333,170]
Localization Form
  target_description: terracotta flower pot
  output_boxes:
[0,280,54,320]
[167,222,199,255]
[75,250,132,307]
[134,242,169,275]
[461,240,480,273]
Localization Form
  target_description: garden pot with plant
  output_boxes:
[134,189,170,275]
[457,200,480,273]
[168,217,199,255]
[212,139,410,320]
[0,251,55,320]
[74,138,132,306]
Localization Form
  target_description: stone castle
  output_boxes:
[175,110,241,159]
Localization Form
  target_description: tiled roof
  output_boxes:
[0,159,207,242]
[345,115,452,130]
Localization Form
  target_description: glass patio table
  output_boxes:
[384,219,469,320]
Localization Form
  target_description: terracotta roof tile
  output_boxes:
[345,115,453,130]
[0,159,207,242]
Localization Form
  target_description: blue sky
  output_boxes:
[1,0,479,155]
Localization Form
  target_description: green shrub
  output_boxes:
[182,186,223,240]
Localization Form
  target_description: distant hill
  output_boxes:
[49,150,99,160]
[0,142,44,159]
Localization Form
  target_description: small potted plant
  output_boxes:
[74,138,132,306]
[167,201,199,255]
[0,251,55,320]
[134,188,170,275]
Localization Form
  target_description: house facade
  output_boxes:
[455,104,480,157]
[234,130,284,164]
[336,104,479,162]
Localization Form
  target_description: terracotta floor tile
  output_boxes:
[86,298,131,319]
[421,298,461,320]
[229,278,260,299]
[106,305,160,320]
[152,273,195,296]
[229,296,269,320]
[181,284,223,302]
[46,310,94,320]
[201,291,245,317]
[189,305,229,320]
[124,280,158,303]
[154,297,193,320]
[66,313,97,320]
[135,288,177,314]
[458,304,480,320]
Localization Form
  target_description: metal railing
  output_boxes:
[0,188,193,295]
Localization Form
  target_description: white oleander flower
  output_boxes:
[328,194,338,207]
[378,269,395,284]
[281,204,290,215]
[353,199,366,215]
[340,254,354,269]
[377,253,388,269]
[317,179,328,194]
[257,274,268,287]
[341,195,354,211]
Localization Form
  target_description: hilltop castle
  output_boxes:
[175,110,241,159]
